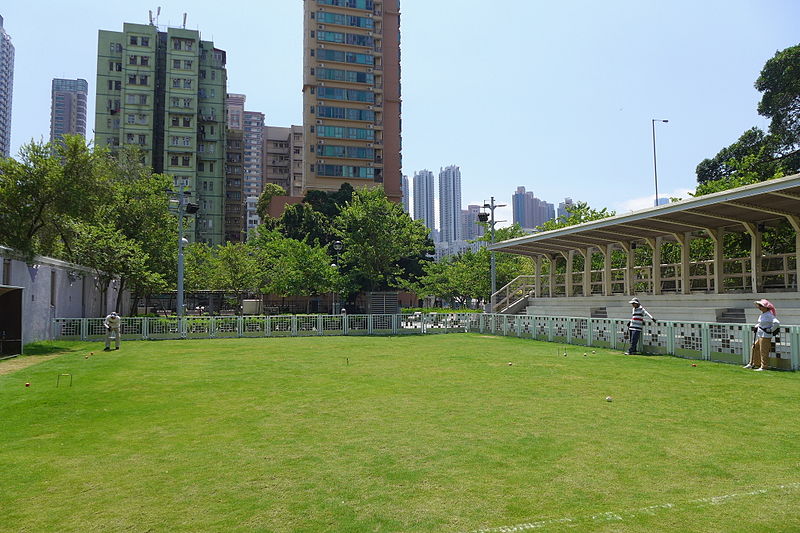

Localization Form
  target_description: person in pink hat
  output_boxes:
[745,298,779,371]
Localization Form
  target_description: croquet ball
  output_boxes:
[583,353,587,356]
[605,396,612,402]
[563,352,567,357]
[592,350,596,354]
[85,355,89,359]
[691,363,697,367]
[508,362,513,366]
[90,352,94,356]
[25,383,30,387]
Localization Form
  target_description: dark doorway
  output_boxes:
[0,286,23,357]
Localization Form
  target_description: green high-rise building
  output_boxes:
[95,22,227,244]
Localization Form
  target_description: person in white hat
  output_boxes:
[103,311,122,351]
[745,298,779,371]
[625,298,656,355]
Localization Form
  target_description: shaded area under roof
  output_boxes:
[490,173,800,256]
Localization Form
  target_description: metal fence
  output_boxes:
[52,313,798,370]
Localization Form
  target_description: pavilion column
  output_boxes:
[603,244,613,296]
[564,251,574,297]
[743,223,761,293]
[582,248,592,297]
[784,216,800,292]
[672,232,691,295]
[548,254,556,298]
[626,243,635,296]
[647,237,662,295]
[534,255,542,298]
[707,228,724,294]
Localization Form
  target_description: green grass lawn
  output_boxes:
[1,335,799,532]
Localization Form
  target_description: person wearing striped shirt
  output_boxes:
[625,298,656,355]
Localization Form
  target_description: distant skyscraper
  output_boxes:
[462,204,485,241]
[226,93,245,130]
[413,169,435,236]
[557,197,574,220]
[0,15,14,157]
[264,124,304,197]
[302,0,402,202]
[512,186,554,229]
[224,128,244,242]
[242,110,265,197]
[401,174,409,214]
[50,78,88,143]
[438,165,462,243]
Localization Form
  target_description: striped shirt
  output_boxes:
[629,306,655,331]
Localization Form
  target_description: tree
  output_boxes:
[183,242,216,293]
[695,43,800,186]
[252,228,340,311]
[0,136,112,259]
[333,187,433,292]
[212,242,262,314]
[535,201,614,232]
[256,183,286,220]
[71,222,157,313]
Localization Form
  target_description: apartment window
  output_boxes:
[171,116,180,127]
[172,78,181,88]
[198,162,205,171]
[171,97,180,107]
[139,75,148,85]
[141,36,150,47]
[138,134,146,145]
[110,42,118,53]
[140,95,148,105]
[130,36,138,45]
[211,70,216,80]
[127,114,136,124]
[129,55,138,65]
[128,75,137,85]
[183,137,191,146]
[170,155,179,166]
[184,60,193,69]
[183,98,192,107]
[141,56,149,66]
[183,117,192,127]
[172,39,181,50]
[183,79,192,89]
[126,133,135,143]
[137,114,147,124]
[182,156,191,167]
[173,59,181,69]
[199,70,206,79]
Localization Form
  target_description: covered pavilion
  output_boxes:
[489,173,800,324]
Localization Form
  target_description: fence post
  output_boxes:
[238,316,244,338]
[81,318,88,341]
[701,323,711,360]
[291,316,298,336]
[790,325,799,371]
[587,318,593,347]
[567,318,573,345]
[392,314,398,335]
[343,315,349,336]
[265,316,271,337]
[142,317,149,340]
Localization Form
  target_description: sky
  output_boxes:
[3,1,800,227]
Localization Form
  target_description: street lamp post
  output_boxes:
[651,119,669,207]
[480,197,506,311]
[168,184,198,324]
[331,240,343,314]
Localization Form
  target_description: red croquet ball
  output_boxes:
[25,382,30,387]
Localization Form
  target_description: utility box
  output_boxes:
[242,299,263,315]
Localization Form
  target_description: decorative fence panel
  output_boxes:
[52,313,799,370]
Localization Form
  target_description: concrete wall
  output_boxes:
[526,292,800,326]
[0,247,129,343]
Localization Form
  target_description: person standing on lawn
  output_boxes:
[745,298,779,371]
[625,298,656,355]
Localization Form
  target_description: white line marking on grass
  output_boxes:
[466,482,800,532]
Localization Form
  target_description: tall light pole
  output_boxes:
[480,196,506,310]
[651,119,669,207]
[331,240,343,314]
[168,184,198,322]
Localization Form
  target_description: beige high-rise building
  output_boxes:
[264,124,304,197]
[302,0,401,202]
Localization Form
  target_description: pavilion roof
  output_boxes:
[490,173,800,256]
